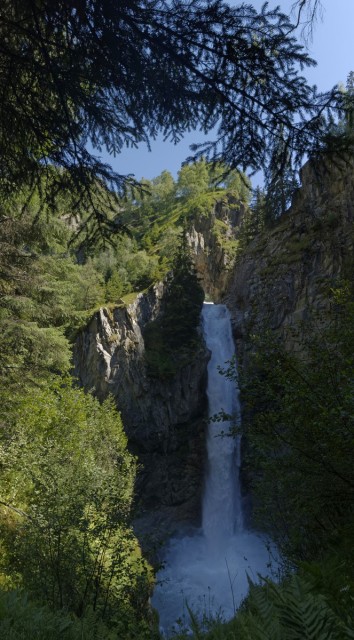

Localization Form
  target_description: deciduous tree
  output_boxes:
[0,379,149,625]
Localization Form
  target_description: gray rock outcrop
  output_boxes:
[225,158,354,357]
[74,284,209,543]
[186,194,246,301]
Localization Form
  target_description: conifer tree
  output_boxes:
[162,233,204,350]
[264,127,299,226]
[143,231,204,378]
[345,71,354,132]
[239,186,266,248]
[0,0,341,241]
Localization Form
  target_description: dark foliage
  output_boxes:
[144,237,204,378]
[239,286,354,563]
[263,126,299,225]
[0,0,343,242]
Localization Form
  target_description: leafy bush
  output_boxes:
[0,378,152,627]
[0,588,160,639]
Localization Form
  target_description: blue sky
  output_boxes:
[96,0,354,183]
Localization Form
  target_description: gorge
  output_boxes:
[74,157,354,540]
[72,156,354,634]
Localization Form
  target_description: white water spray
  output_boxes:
[152,303,275,635]
[201,303,243,544]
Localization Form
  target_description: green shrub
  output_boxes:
[0,379,152,627]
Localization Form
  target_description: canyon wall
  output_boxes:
[186,193,245,300]
[225,158,354,356]
[73,191,245,544]
[223,158,354,520]
[74,284,209,545]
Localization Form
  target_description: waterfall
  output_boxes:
[152,303,276,635]
[202,303,243,544]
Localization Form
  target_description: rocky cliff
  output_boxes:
[225,158,354,356]
[74,284,209,544]
[222,158,354,521]
[186,193,245,300]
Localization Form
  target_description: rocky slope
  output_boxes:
[73,192,246,544]
[74,284,209,544]
[225,158,354,357]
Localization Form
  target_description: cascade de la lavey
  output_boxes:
[152,303,277,635]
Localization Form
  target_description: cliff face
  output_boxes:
[222,158,354,521]
[186,194,245,301]
[225,159,354,355]
[74,284,209,541]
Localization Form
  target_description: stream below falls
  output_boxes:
[152,303,277,635]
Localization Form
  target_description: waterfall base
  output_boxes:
[152,529,277,635]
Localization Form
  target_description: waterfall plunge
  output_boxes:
[152,303,275,635]
[201,303,243,544]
